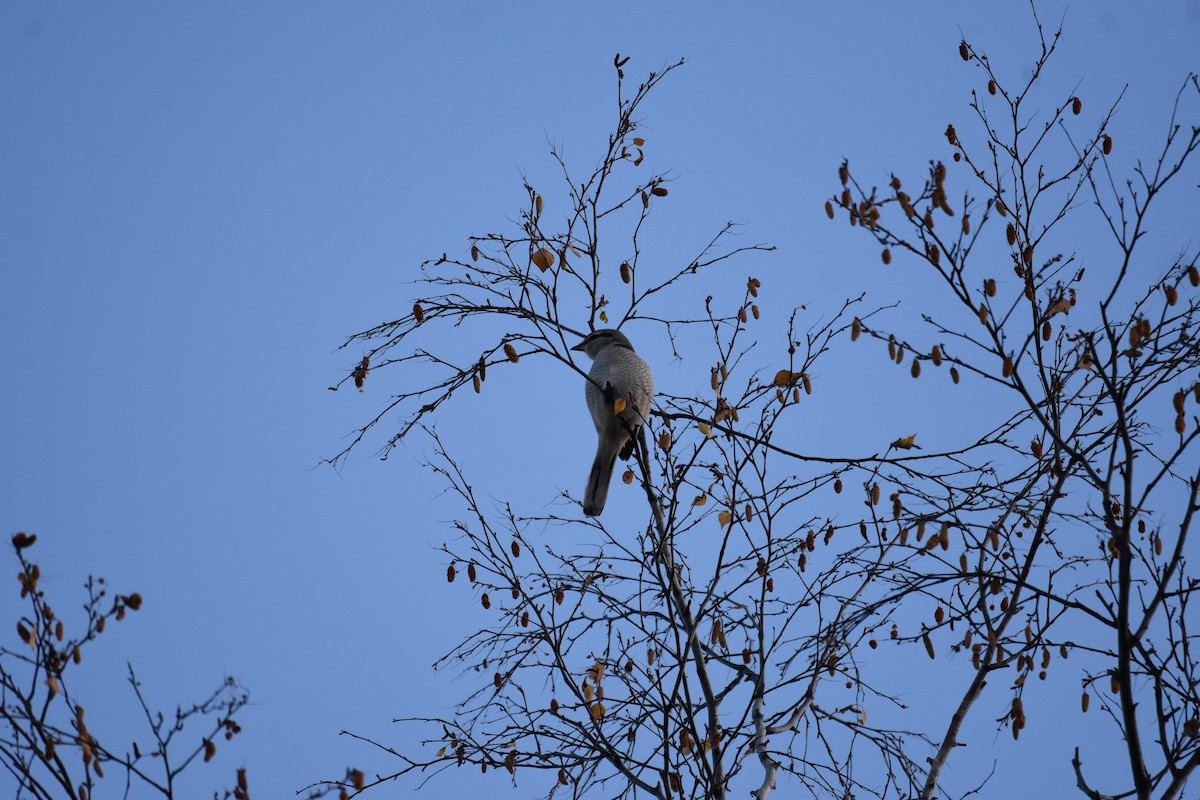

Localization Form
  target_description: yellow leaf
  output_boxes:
[773,369,795,387]
[590,702,605,720]
[437,746,446,756]
[613,397,627,415]
[632,137,645,146]
[890,434,918,449]
[718,510,732,527]
[599,310,609,323]
[697,422,712,438]
[693,494,707,506]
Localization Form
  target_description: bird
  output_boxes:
[571,328,655,516]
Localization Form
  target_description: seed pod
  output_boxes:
[1102,134,1112,155]
[945,124,957,145]
[620,262,631,284]
[1176,414,1186,434]
[1155,536,1163,556]
[923,632,935,659]
[928,243,940,265]
[911,359,921,378]
[468,562,477,582]
[472,374,481,393]
[1042,320,1052,341]
[1174,391,1186,413]
[481,593,491,609]
[1031,439,1043,458]
[802,374,812,395]
[950,367,960,384]
[1166,285,1178,305]
[839,164,849,185]
[959,41,969,60]
[447,564,456,582]
[471,244,479,262]
[825,200,835,219]
[504,343,519,363]
[738,307,747,323]
[995,199,1008,217]
[988,79,997,95]
[924,210,935,229]
[1002,355,1014,377]
[841,188,852,207]
[871,483,881,505]
[1071,96,1082,115]
[851,317,862,341]
[651,187,668,197]
[931,345,943,366]
[882,248,891,265]
[511,540,521,558]
[962,215,970,234]
[413,303,426,324]
[1189,266,1199,286]
[834,478,843,494]
[1082,691,1090,712]
[978,305,988,325]
[1023,244,1034,266]
[985,278,997,297]
[751,304,760,319]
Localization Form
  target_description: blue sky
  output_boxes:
[3,2,1198,798]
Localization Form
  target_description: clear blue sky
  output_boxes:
[3,2,1198,798]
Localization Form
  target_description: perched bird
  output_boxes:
[571,329,655,516]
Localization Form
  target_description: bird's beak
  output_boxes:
[570,340,587,352]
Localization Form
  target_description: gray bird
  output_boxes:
[571,329,655,516]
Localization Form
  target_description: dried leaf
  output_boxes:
[613,397,627,416]
[531,248,556,271]
[891,434,918,449]
[718,510,732,527]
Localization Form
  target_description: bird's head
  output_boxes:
[571,328,634,359]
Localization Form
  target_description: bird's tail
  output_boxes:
[583,437,624,516]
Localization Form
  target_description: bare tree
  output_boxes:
[2,533,251,800]
[321,15,1200,800]
[829,9,1200,800]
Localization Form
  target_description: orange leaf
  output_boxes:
[531,248,556,271]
